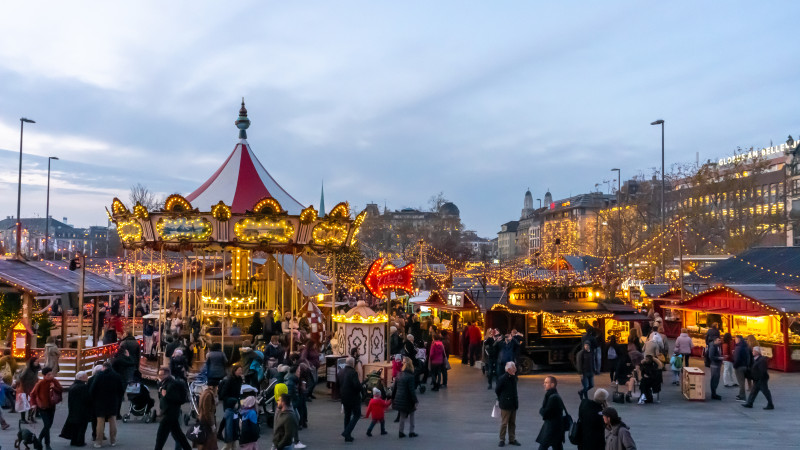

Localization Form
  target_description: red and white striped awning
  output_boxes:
[186,138,305,214]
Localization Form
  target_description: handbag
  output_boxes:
[15,392,30,412]
[50,386,63,406]
[445,359,451,371]
[491,401,500,418]
[186,422,208,444]
[561,403,574,440]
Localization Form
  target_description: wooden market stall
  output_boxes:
[663,284,800,372]
[417,290,481,356]
[598,303,649,345]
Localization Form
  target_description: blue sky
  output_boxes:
[0,1,798,236]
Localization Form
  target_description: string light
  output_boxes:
[156,217,213,241]
[234,218,295,243]
[212,201,232,221]
[329,202,350,219]
[117,219,144,243]
[253,198,284,215]
[332,312,388,323]
[312,222,348,246]
[134,203,149,220]
[300,206,318,223]
[112,198,129,215]
[164,194,193,212]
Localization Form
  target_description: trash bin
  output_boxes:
[682,366,706,401]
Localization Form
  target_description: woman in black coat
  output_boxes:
[59,372,92,446]
[577,389,607,450]
[218,366,243,407]
[391,357,419,437]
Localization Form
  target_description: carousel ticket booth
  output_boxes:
[664,284,800,372]
[332,301,388,379]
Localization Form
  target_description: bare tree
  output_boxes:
[129,183,161,210]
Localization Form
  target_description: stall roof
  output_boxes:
[662,284,800,316]
[492,301,606,313]
[691,247,800,285]
[0,259,130,296]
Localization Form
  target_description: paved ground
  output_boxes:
[2,358,799,449]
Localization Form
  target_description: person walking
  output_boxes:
[337,357,362,442]
[392,357,419,438]
[272,394,298,450]
[495,361,520,447]
[59,371,91,447]
[197,385,218,450]
[219,365,244,409]
[606,336,618,382]
[733,335,750,401]
[154,367,192,450]
[119,330,141,373]
[577,389,607,450]
[205,343,228,388]
[467,322,483,366]
[602,407,636,450]
[707,336,723,400]
[364,388,392,437]
[17,357,41,424]
[90,360,125,448]
[742,346,774,410]
[42,336,61,375]
[536,376,566,450]
[428,334,446,391]
[30,366,63,450]
[484,331,500,389]
[169,348,190,383]
[674,328,693,367]
[576,342,595,400]
[721,333,736,387]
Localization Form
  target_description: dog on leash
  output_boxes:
[14,419,43,450]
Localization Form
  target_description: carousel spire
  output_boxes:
[235,97,251,139]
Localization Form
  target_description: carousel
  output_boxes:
[108,100,366,367]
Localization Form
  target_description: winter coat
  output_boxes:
[536,388,565,446]
[219,374,243,403]
[577,398,605,450]
[30,377,62,410]
[112,352,136,383]
[467,325,482,345]
[89,368,125,418]
[18,363,40,395]
[364,398,392,421]
[705,327,720,345]
[390,332,404,356]
[674,333,693,354]
[484,337,499,361]
[239,408,259,444]
[605,423,636,450]
[169,354,189,381]
[750,355,769,383]
[708,342,723,366]
[118,335,141,369]
[576,349,595,375]
[733,341,750,368]
[43,343,61,373]
[429,340,446,365]
[272,409,298,450]
[165,340,181,358]
[403,340,418,365]
[496,339,518,365]
[65,379,91,423]
[495,372,518,410]
[391,370,418,414]
[205,351,228,380]
[264,343,285,365]
[643,339,661,360]
[160,376,188,418]
[337,365,361,407]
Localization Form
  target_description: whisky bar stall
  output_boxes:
[108,101,365,366]
[663,284,800,372]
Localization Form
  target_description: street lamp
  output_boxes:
[44,156,59,259]
[611,168,621,264]
[536,198,542,208]
[16,117,36,258]
[651,119,665,282]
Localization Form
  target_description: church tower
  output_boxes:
[522,188,534,218]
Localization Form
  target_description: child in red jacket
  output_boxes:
[391,354,402,381]
[364,388,392,436]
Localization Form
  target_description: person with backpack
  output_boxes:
[428,334,447,391]
[238,396,260,450]
[606,336,618,383]
[30,366,63,450]
[154,367,192,450]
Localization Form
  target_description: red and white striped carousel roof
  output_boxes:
[185,138,306,214]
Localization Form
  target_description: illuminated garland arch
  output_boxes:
[253,197,284,215]
[164,194,193,213]
[133,202,149,220]
[112,198,129,215]
[211,201,232,221]
[328,202,350,219]
[300,206,318,224]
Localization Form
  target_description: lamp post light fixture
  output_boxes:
[651,119,665,282]
[44,156,59,259]
[16,117,36,258]
[536,198,542,208]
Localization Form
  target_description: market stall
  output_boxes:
[598,303,649,345]
[663,284,800,372]
[418,290,481,355]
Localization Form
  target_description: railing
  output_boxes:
[28,339,143,387]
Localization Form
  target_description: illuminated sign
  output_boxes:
[447,292,463,307]
[362,258,415,297]
[234,218,295,243]
[157,217,212,241]
[717,143,790,166]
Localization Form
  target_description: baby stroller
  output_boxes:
[256,378,278,428]
[185,369,208,425]
[362,368,388,404]
[413,348,427,394]
[123,376,154,423]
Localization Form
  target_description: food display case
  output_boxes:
[542,314,583,336]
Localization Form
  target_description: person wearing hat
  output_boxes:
[742,346,774,410]
[239,396,260,450]
[577,389,608,450]
[602,407,636,450]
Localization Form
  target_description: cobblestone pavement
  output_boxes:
[2,358,799,449]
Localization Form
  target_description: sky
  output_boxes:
[0,1,798,237]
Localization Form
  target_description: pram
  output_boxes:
[413,348,427,394]
[186,370,208,425]
[123,382,154,423]
[362,368,388,404]
[256,378,278,428]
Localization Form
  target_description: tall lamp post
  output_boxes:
[611,168,621,266]
[651,119,665,282]
[16,118,36,258]
[44,156,59,259]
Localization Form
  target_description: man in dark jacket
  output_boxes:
[708,336,723,400]
[496,334,519,377]
[733,335,750,401]
[60,371,91,446]
[165,334,181,359]
[495,361,520,447]
[89,361,125,447]
[485,331,500,389]
[536,376,565,450]
[576,342,595,400]
[154,367,191,450]
[337,357,362,442]
[272,394,299,450]
[118,330,141,372]
[390,327,403,356]
[742,347,774,410]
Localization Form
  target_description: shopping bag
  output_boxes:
[491,401,500,418]
[15,392,30,412]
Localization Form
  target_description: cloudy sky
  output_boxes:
[1,2,798,237]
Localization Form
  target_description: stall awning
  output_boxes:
[662,304,768,317]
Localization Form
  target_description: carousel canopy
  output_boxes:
[185,100,305,214]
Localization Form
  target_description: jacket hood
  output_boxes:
[679,332,689,337]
